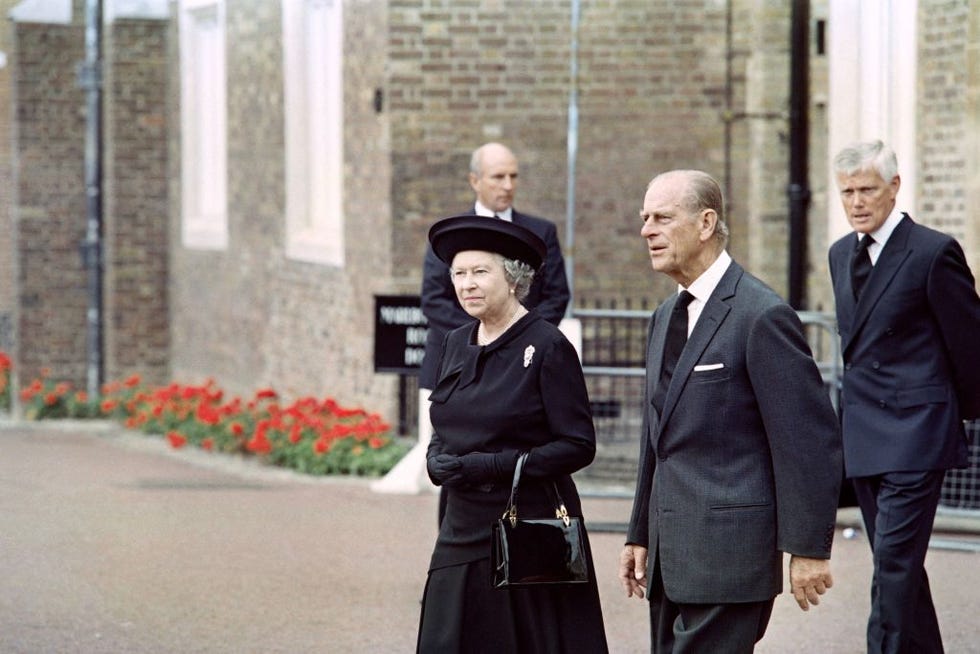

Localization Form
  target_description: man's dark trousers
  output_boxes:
[852,470,945,654]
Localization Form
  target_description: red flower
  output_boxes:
[246,431,272,454]
[167,431,187,448]
[255,388,278,400]
[44,393,58,406]
[195,402,221,426]
[245,420,272,454]
[201,438,214,451]
[368,436,386,450]
[20,379,43,402]
[124,374,141,388]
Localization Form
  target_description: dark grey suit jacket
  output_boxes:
[829,215,980,477]
[626,260,842,604]
[418,208,569,389]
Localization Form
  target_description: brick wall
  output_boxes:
[168,0,396,415]
[14,23,89,385]
[104,19,171,384]
[388,0,799,309]
[919,1,972,249]
[968,2,980,275]
[0,1,17,353]
[12,16,171,391]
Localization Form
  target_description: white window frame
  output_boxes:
[827,0,917,241]
[282,0,345,266]
[179,0,228,250]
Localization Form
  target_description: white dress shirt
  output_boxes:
[859,210,904,265]
[677,250,733,337]
[474,201,513,222]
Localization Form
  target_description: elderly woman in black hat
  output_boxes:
[416,215,608,653]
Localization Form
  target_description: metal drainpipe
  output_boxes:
[787,0,810,310]
[724,0,733,214]
[79,0,104,397]
[564,0,580,316]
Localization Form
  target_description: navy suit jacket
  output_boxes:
[626,261,842,604]
[829,214,980,478]
[418,208,570,389]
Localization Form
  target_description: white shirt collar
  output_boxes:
[859,210,904,263]
[682,250,732,304]
[475,202,512,221]
[864,209,903,247]
[675,250,732,334]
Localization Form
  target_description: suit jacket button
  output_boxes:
[845,362,852,370]
[879,400,886,408]
[872,361,880,370]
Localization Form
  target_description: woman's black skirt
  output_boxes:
[416,555,608,653]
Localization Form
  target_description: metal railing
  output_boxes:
[394,304,979,515]
[572,304,979,514]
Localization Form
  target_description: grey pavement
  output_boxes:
[2,421,979,653]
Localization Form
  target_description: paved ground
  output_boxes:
[2,421,978,653]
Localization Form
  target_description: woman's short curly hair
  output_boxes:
[500,255,536,302]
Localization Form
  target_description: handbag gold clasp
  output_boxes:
[506,504,518,528]
[556,503,571,527]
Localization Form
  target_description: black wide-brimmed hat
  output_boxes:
[428,214,546,270]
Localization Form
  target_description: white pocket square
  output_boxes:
[694,363,725,372]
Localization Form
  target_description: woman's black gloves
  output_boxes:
[427,450,521,488]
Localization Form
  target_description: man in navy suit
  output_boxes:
[829,140,980,654]
[419,143,570,516]
[620,169,842,652]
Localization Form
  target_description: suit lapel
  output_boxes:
[657,262,738,428]
[844,216,913,354]
[833,235,860,331]
[648,296,674,385]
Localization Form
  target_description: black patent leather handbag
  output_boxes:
[490,452,589,588]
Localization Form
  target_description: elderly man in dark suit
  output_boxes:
[619,169,842,653]
[829,140,980,654]
[419,142,569,514]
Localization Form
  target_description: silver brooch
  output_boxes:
[523,345,535,368]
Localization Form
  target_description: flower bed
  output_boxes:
[0,352,10,413]
[8,356,407,477]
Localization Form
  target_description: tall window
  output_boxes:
[179,0,228,250]
[283,0,345,266]
[827,0,917,239]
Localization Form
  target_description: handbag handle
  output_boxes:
[503,452,572,528]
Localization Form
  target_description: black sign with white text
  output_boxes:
[374,295,428,374]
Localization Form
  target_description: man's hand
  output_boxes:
[618,544,648,599]
[789,555,833,611]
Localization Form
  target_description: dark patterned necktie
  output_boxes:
[652,291,694,414]
[850,235,875,299]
